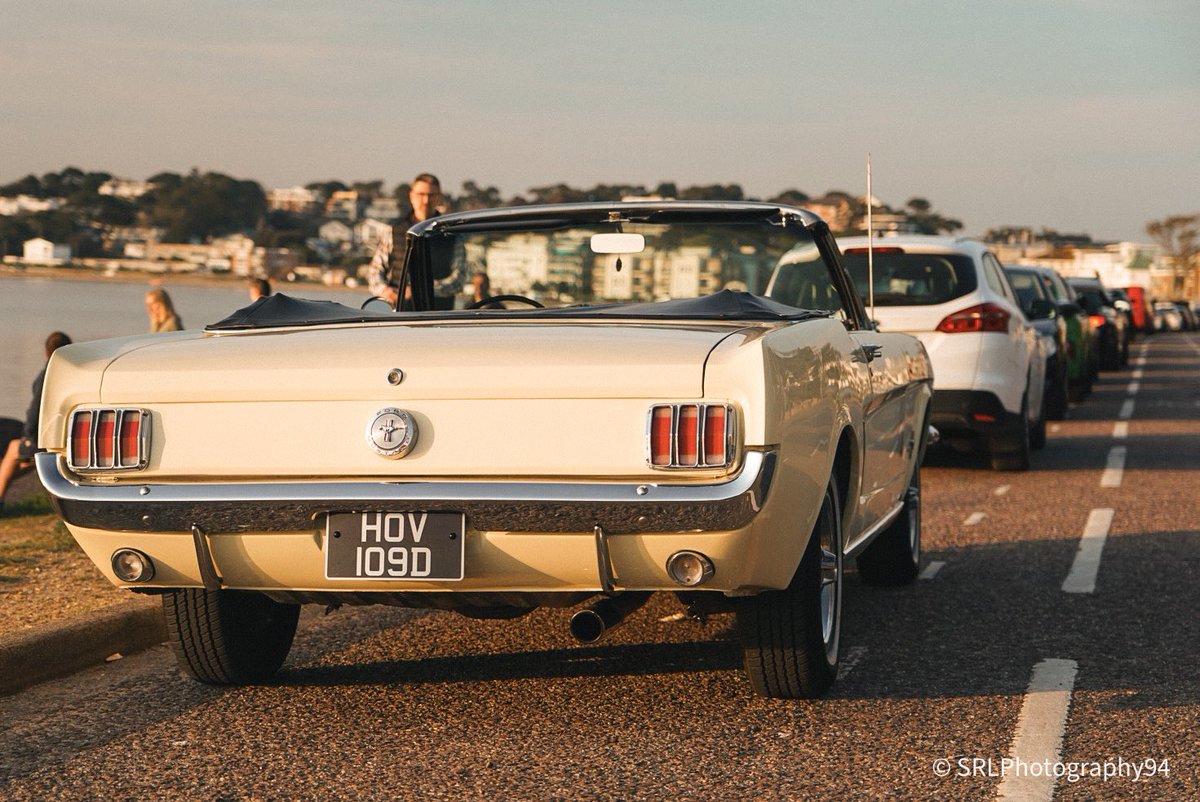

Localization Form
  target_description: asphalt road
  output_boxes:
[2,333,1197,801]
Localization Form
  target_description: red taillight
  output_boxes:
[1088,314,1105,329]
[936,303,1011,334]
[95,411,117,468]
[648,403,733,469]
[703,406,727,465]
[68,408,149,471]
[677,405,700,466]
[119,410,142,468]
[650,407,673,466]
[70,411,92,467]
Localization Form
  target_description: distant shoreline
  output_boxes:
[0,263,359,294]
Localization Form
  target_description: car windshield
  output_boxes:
[840,251,977,306]
[425,221,823,308]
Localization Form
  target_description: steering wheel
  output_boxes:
[466,294,544,309]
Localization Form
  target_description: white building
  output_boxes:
[356,218,393,251]
[23,237,71,264]
[0,195,61,215]
[485,234,550,293]
[318,220,355,246]
[267,186,320,214]
[1015,242,1162,290]
[365,197,401,222]
[98,178,155,200]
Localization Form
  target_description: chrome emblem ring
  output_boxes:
[366,408,417,458]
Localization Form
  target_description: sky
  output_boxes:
[2,0,1197,242]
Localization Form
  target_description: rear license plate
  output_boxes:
[325,512,465,581]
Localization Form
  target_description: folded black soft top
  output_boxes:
[207,290,827,331]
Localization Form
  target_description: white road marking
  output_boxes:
[919,560,945,580]
[1100,447,1126,488]
[1112,421,1128,439]
[994,484,1011,497]
[1062,508,1115,594]
[964,512,986,526]
[1126,381,1140,395]
[1049,423,1062,433]
[1131,368,1144,380]
[997,658,1079,802]
[838,645,868,679]
[1118,399,1135,420]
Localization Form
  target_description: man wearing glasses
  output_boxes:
[367,172,460,308]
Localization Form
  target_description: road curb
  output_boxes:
[0,598,167,696]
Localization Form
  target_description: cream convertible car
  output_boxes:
[38,202,933,699]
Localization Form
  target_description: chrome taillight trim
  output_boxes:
[646,403,736,470]
[67,408,150,472]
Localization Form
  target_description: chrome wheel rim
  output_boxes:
[818,493,841,656]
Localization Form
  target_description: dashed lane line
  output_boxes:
[996,658,1079,802]
[1062,508,1115,594]
[838,645,868,679]
[1112,421,1128,439]
[994,485,1011,497]
[964,512,986,526]
[1118,399,1135,420]
[1100,446,1126,488]
[919,560,945,580]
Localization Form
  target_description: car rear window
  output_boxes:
[841,251,977,306]
[1005,270,1047,309]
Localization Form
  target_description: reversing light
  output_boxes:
[666,551,715,586]
[647,403,734,469]
[111,549,155,583]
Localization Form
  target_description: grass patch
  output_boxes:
[0,494,79,567]
[0,492,55,518]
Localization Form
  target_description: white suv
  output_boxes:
[836,235,1047,470]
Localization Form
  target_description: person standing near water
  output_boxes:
[145,288,183,332]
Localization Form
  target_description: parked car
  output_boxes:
[1025,266,1093,402]
[837,235,1047,470]
[1154,300,1185,332]
[1067,277,1129,369]
[1170,301,1197,331]
[37,201,935,700]
[1004,266,1068,420]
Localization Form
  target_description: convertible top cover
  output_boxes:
[207,291,829,331]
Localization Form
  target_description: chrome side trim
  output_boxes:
[37,450,777,536]
[843,499,904,558]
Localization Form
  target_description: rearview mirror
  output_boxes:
[590,233,645,254]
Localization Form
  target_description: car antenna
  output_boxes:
[866,152,875,320]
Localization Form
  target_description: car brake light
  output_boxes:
[843,246,905,255]
[648,403,734,469]
[1088,314,1105,329]
[70,411,92,467]
[936,303,1011,334]
[68,408,150,472]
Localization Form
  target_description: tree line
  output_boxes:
[1,166,963,261]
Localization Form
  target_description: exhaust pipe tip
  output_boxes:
[568,592,652,644]
[569,610,606,643]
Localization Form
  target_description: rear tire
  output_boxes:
[163,588,300,685]
[736,476,842,699]
[857,462,921,586]
[989,396,1031,471]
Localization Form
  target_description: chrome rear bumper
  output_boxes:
[36,450,776,536]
